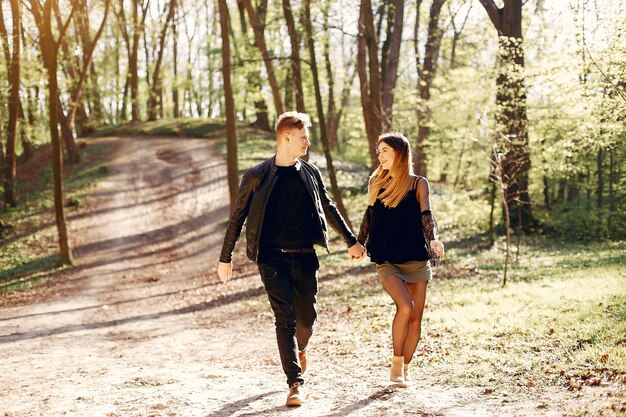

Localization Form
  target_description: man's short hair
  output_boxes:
[275,112,311,139]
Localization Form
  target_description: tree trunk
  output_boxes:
[218,0,239,210]
[303,0,352,230]
[67,0,110,133]
[479,0,534,233]
[358,0,384,169]
[56,98,80,163]
[380,0,404,128]
[1,0,20,207]
[148,0,177,121]
[543,176,550,209]
[283,68,294,111]
[282,0,305,113]
[172,7,179,118]
[596,148,603,209]
[235,0,270,130]
[487,157,497,245]
[242,0,284,117]
[414,0,445,177]
[608,149,614,235]
[129,0,141,121]
[36,0,75,265]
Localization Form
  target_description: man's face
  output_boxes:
[285,127,310,158]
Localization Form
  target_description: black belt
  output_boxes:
[277,248,315,253]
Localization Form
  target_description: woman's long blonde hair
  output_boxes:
[367,132,414,208]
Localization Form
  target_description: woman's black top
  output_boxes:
[364,182,430,265]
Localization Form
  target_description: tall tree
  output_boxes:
[28,0,76,265]
[357,0,384,168]
[0,0,20,207]
[413,0,445,176]
[282,0,305,112]
[358,0,404,169]
[115,0,148,122]
[479,0,534,232]
[148,0,177,121]
[322,2,357,151]
[303,0,352,229]
[234,0,270,130]
[66,0,110,131]
[218,0,239,209]
[380,0,404,124]
[171,3,179,118]
[242,0,284,116]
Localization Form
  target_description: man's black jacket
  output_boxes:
[219,156,357,263]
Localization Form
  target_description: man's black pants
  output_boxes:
[257,248,319,386]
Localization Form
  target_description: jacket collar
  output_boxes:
[270,155,302,173]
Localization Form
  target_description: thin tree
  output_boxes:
[172,2,179,118]
[303,0,352,229]
[479,0,534,232]
[322,0,357,151]
[358,0,404,169]
[0,0,20,208]
[231,0,269,129]
[148,0,177,121]
[28,0,76,265]
[357,0,384,168]
[115,0,149,122]
[413,0,445,176]
[242,0,284,116]
[218,0,239,209]
[66,0,110,131]
[380,0,404,125]
[282,0,305,112]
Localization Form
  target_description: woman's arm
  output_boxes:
[416,178,438,240]
[357,205,371,245]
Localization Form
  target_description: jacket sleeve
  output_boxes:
[219,170,257,263]
[357,205,371,246]
[311,166,357,247]
[416,177,439,242]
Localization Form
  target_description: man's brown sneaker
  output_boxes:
[286,382,304,406]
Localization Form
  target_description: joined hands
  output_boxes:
[348,242,366,261]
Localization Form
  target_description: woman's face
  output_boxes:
[377,142,396,171]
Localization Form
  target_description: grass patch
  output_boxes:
[0,141,111,294]
[310,237,626,411]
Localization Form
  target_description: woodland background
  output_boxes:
[0,2,625,415]
[0,0,624,272]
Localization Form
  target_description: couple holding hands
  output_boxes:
[217,112,445,406]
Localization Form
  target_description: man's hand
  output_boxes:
[430,240,445,259]
[217,261,233,282]
[348,242,366,260]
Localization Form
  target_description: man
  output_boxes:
[217,112,365,406]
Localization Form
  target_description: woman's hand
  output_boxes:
[430,240,445,259]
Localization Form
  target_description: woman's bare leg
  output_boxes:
[402,281,428,364]
[381,275,414,356]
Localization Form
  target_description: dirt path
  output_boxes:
[0,137,588,416]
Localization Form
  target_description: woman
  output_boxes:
[357,132,445,387]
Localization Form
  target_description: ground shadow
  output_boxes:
[324,386,398,416]
[204,391,280,417]
[0,281,266,344]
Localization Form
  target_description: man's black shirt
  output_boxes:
[260,165,322,249]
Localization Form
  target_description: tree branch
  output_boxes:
[478,0,501,29]
[56,0,77,47]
